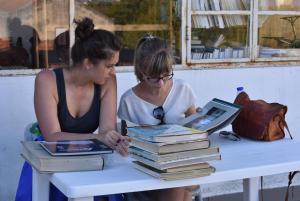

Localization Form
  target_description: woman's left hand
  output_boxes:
[115,136,130,156]
[99,130,130,156]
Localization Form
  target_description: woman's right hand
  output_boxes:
[98,130,130,156]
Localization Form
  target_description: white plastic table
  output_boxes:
[32,135,300,201]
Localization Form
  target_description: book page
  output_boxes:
[179,98,241,134]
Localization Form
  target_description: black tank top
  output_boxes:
[54,68,101,133]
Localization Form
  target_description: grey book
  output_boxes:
[179,98,241,134]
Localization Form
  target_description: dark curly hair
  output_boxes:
[71,18,121,65]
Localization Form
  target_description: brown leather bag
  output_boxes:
[232,92,292,141]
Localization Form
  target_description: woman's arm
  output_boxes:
[34,70,102,141]
[98,73,129,156]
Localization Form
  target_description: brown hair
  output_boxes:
[71,18,121,65]
[134,35,174,81]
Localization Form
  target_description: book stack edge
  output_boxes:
[128,124,220,180]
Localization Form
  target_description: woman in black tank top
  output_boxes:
[34,18,129,155]
[15,18,129,201]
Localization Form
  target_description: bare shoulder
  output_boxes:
[35,69,56,90]
[35,69,55,84]
[34,69,58,102]
[101,74,117,98]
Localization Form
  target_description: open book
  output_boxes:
[179,98,241,134]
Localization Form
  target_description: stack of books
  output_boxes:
[128,124,220,180]
[21,139,113,173]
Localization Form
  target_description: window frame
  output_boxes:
[1,0,300,76]
[184,0,300,65]
[185,0,253,64]
[253,1,300,62]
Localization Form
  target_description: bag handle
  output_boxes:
[273,114,293,140]
[284,120,296,201]
[285,171,299,201]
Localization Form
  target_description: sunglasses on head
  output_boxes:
[153,106,165,125]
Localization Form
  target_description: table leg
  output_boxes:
[243,177,260,201]
[32,169,50,201]
[68,197,93,201]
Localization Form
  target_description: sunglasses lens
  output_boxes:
[153,106,165,124]
[219,131,240,141]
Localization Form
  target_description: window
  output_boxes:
[256,1,300,60]
[75,0,181,66]
[186,0,300,64]
[0,0,69,69]
[0,0,180,69]
[0,0,299,71]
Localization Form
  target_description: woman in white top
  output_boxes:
[118,35,197,201]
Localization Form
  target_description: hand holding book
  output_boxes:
[179,98,241,134]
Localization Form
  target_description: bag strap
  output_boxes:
[283,120,293,139]
[285,171,299,201]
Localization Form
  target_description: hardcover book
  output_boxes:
[21,141,104,173]
[39,139,113,156]
[127,124,207,143]
[129,146,219,163]
[130,137,210,154]
[133,161,215,180]
[179,98,241,134]
[130,152,221,170]
[163,162,210,173]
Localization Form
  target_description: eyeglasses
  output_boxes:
[219,131,241,141]
[145,72,174,83]
[153,106,165,125]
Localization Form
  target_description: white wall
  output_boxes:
[1,65,300,201]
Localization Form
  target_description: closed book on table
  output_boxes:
[133,161,215,180]
[131,152,221,170]
[128,124,207,143]
[130,137,210,154]
[21,141,104,173]
[129,146,219,163]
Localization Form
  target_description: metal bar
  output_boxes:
[258,11,300,16]
[191,10,251,15]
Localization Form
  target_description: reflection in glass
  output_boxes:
[259,0,300,11]
[75,0,181,65]
[0,0,69,69]
[191,15,250,59]
[258,15,300,58]
[192,0,250,11]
